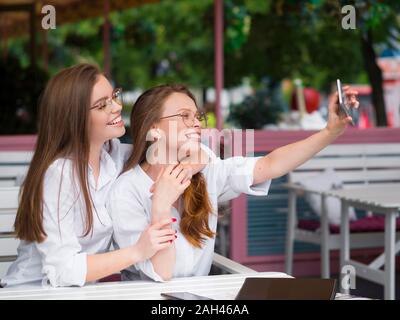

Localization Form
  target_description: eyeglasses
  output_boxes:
[159,110,208,128]
[89,88,123,114]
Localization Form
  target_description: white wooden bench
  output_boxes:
[0,151,32,278]
[0,150,255,280]
[283,143,400,278]
[0,187,20,279]
[0,151,32,187]
[0,185,255,281]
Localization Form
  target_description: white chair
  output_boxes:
[212,252,257,274]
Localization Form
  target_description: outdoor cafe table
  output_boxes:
[0,272,369,300]
[325,184,400,300]
[0,272,293,300]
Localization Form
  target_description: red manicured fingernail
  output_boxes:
[175,235,177,238]
[172,218,177,222]
[169,240,172,243]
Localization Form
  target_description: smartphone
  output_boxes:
[336,79,354,125]
[161,292,214,300]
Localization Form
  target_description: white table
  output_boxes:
[326,185,400,300]
[0,272,292,300]
[0,272,372,300]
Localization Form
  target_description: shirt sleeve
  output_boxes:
[107,176,165,282]
[35,160,88,288]
[211,156,272,202]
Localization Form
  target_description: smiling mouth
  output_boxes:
[185,132,201,140]
[107,115,123,126]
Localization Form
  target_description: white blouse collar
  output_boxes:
[88,143,117,191]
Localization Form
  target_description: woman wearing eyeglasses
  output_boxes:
[0,64,177,288]
[107,83,359,282]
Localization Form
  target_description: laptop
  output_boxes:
[161,278,337,300]
[235,278,337,300]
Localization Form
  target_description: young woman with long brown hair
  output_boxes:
[0,64,179,288]
[107,84,359,281]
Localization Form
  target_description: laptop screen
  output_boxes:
[235,278,337,300]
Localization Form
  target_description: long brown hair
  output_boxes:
[124,84,214,248]
[15,63,102,243]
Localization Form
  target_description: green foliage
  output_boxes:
[224,1,251,53]
[108,0,215,88]
[225,0,367,90]
[351,0,400,50]
[4,0,400,114]
[227,81,285,129]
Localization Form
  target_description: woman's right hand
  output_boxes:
[134,217,177,261]
[151,163,192,211]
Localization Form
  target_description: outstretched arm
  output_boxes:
[253,87,359,184]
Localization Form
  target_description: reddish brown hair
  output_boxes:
[124,84,214,248]
[15,63,102,242]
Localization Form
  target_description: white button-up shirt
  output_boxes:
[107,156,271,282]
[0,139,131,288]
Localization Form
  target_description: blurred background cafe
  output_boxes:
[0,0,400,299]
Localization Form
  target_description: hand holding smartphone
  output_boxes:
[336,79,355,126]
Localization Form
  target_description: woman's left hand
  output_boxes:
[325,86,359,137]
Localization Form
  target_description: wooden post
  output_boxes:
[214,0,224,130]
[103,0,111,79]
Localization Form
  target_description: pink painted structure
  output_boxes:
[0,135,36,151]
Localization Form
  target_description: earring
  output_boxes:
[152,128,161,141]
